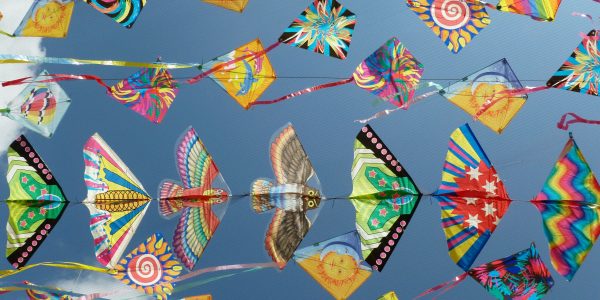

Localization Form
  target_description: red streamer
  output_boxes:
[474,86,550,120]
[187,41,281,84]
[248,77,355,108]
[557,113,600,130]
[413,272,468,300]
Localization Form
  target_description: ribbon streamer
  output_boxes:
[173,262,278,282]
[0,54,201,69]
[2,74,111,90]
[0,262,115,279]
[355,86,442,123]
[557,113,600,130]
[413,272,468,300]
[248,77,355,108]
[474,86,550,120]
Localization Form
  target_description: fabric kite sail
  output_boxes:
[377,291,398,300]
[114,233,183,299]
[435,124,511,270]
[496,0,562,21]
[0,70,71,138]
[547,30,600,97]
[441,58,527,133]
[158,127,231,270]
[251,123,323,269]
[249,37,424,109]
[349,125,421,271]
[406,0,491,53]
[202,39,276,109]
[9,0,75,38]
[108,67,179,123]
[83,133,151,268]
[531,136,600,281]
[292,231,372,300]
[5,135,68,269]
[417,243,554,299]
[83,0,147,28]
[280,0,356,59]
[202,0,249,12]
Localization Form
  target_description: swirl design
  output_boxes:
[127,254,163,286]
[430,0,470,30]
[84,0,147,28]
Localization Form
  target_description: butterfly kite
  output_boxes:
[350,125,421,271]
[435,124,511,270]
[83,133,151,268]
[251,123,323,269]
[293,231,372,300]
[441,58,527,133]
[0,70,71,138]
[417,243,554,299]
[5,135,68,269]
[532,135,600,281]
[158,127,231,270]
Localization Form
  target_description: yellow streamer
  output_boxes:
[0,262,115,279]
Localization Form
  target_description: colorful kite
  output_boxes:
[83,0,147,28]
[251,123,323,269]
[280,0,356,59]
[531,136,600,280]
[406,0,491,53]
[441,58,527,133]
[293,231,371,300]
[5,135,68,269]
[114,233,183,299]
[468,243,554,299]
[496,0,562,21]
[353,37,424,107]
[350,125,421,271]
[377,291,399,300]
[108,67,179,123]
[158,127,231,270]
[547,30,600,97]
[0,70,71,138]
[11,0,75,38]
[417,244,554,299]
[83,133,151,268]
[203,39,276,109]
[435,124,511,270]
[202,0,249,12]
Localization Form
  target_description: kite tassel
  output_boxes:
[248,77,354,108]
[557,112,600,130]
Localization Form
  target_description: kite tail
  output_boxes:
[248,77,355,108]
[0,262,114,279]
[557,113,600,130]
[251,179,275,213]
[413,272,468,300]
[2,74,111,91]
[474,86,550,120]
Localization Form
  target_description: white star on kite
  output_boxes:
[481,202,497,216]
[482,180,497,195]
[466,167,482,181]
[465,197,478,205]
[465,214,482,229]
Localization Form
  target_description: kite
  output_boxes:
[83,0,147,28]
[547,30,600,97]
[11,0,75,38]
[108,67,179,123]
[5,135,68,269]
[280,0,356,59]
[203,39,276,109]
[114,233,183,299]
[406,0,491,53]
[0,70,71,138]
[377,291,398,300]
[251,123,323,269]
[293,231,371,300]
[440,58,527,133]
[353,37,424,107]
[158,127,231,270]
[417,244,554,299]
[350,125,421,271]
[468,243,554,299]
[83,133,151,268]
[249,37,424,109]
[531,136,600,280]
[202,0,249,12]
[496,0,562,21]
[435,124,511,270]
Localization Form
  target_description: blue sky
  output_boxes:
[1,0,600,299]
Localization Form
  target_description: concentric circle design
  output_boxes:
[430,0,470,30]
[126,254,163,286]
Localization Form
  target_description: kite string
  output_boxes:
[248,77,355,108]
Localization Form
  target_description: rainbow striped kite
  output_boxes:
[435,124,511,270]
[532,137,600,281]
[496,0,562,21]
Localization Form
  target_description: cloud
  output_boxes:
[50,272,151,299]
[0,1,45,154]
